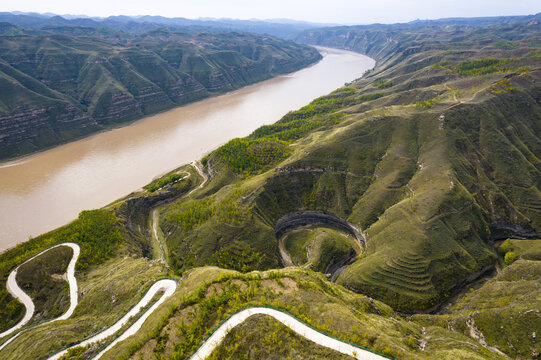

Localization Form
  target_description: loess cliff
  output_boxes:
[0,30,321,160]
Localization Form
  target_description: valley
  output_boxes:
[0,31,321,161]
[0,47,374,250]
[0,11,540,360]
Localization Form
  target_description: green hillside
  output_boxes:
[151,22,541,313]
[0,30,321,160]
[0,17,540,360]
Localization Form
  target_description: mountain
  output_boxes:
[0,31,321,160]
[0,12,328,37]
[0,15,540,360]
[141,18,541,314]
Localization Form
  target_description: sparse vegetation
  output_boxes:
[415,97,439,108]
[16,246,72,325]
[145,173,185,192]
[372,79,393,88]
[2,15,541,360]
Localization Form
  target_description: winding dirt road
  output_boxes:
[0,243,80,351]
[150,161,207,265]
[47,279,177,360]
[2,216,386,360]
[151,208,167,265]
[189,307,389,360]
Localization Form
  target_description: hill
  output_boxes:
[0,12,329,38]
[0,31,321,160]
[0,16,540,360]
[143,20,541,313]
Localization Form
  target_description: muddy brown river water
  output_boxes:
[0,47,374,251]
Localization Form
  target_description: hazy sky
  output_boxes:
[3,0,541,24]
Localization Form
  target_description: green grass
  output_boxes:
[419,241,541,359]
[283,227,359,273]
[0,209,123,334]
[100,267,506,360]
[15,246,72,326]
[206,314,356,360]
[508,239,541,260]
[283,230,310,265]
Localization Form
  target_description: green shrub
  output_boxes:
[75,210,123,269]
[451,58,528,77]
[217,138,288,174]
[504,251,517,266]
[201,154,209,166]
[210,241,264,272]
[145,173,184,192]
[280,92,382,122]
[251,119,324,142]
[415,98,439,108]
[372,79,393,88]
[489,78,519,94]
[494,40,519,50]
[498,238,513,255]
[169,199,215,231]
[454,59,508,76]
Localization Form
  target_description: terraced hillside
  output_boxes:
[0,30,321,160]
[1,222,539,359]
[0,17,540,360]
[156,21,541,313]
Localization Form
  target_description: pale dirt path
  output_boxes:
[278,235,295,267]
[0,243,80,351]
[48,279,177,360]
[189,307,389,360]
[149,161,205,266]
[54,290,388,360]
[188,161,208,195]
[151,208,167,265]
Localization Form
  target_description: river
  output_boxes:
[0,47,374,251]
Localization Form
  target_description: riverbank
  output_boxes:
[0,47,375,251]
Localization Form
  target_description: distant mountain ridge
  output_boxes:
[0,12,330,38]
[1,11,541,38]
